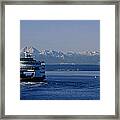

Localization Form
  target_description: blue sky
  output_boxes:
[20,20,100,52]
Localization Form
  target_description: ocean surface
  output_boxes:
[20,64,100,100]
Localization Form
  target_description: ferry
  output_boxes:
[20,51,46,82]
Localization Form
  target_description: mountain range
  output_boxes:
[20,46,100,64]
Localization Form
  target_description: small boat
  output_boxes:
[20,51,46,82]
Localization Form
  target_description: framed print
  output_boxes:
[0,0,119,119]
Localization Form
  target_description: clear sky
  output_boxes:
[20,20,100,52]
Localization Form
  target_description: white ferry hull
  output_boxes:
[20,52,46,82]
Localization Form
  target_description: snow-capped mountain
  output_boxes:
[39,50,64,58]
[20,46,100,64]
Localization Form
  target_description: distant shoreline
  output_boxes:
[45,64,100,71]
[45,63,100,65]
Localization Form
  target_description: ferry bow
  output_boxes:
[20,51,46,82]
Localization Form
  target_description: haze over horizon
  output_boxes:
[20,20,100,52]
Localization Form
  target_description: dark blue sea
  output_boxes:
[20,64,100,100]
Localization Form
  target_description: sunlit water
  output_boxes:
[20,71,100,100]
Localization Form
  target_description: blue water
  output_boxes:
[46,64,100,71]
[20,70,100,100]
